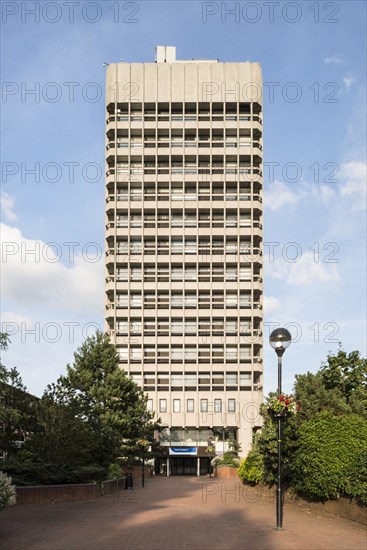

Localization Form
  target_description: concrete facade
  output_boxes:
[104,46,263,469]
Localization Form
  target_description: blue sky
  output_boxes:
[1,0,366,397]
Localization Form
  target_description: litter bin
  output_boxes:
[125,473,133,490]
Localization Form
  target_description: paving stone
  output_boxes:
[1,477,366,550]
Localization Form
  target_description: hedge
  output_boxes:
[291,413,367,503]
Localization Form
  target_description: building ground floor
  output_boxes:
[153,426,243,476]
[154,455,212,476]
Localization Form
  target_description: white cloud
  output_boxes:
[343,76,356,90]
[264,296,281,315]
[324,55,343,65]
[0,191,18,222]
[264,180,299,211]
[339,161,367,210]
[1,223,104,315]
[319,184,336,204]
[270,251,340,287]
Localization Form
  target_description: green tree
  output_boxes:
[23,383,101,472]
[0,333,11,381]
[58,331,157,467]
[294,372,352,420]
[0,334,38,458]
[242,347,367,503]
[320,347,367,410]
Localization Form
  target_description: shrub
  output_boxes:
[345,449,367,505]
[108,463,125,479]
[212,432,242,469]
[218,451,240,467]
[238,450,264,484]
[291,413,367,502]
[0,472,16,511]
[2,456,107,486]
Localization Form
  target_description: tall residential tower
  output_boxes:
[105,46,263,475]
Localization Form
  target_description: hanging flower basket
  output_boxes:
[267,394,299,418]
[269,410,291,420]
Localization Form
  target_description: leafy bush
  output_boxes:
[212,432,242,469]
[218,451,240,467]
[216,454,240,468]
[2,454,107,486]
[108,463,125,479]
[238,450,264,484]
[291,413,367,502]
[0,471,16,511]
[345,449,367,504]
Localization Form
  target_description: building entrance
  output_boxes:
[170,457,197,475]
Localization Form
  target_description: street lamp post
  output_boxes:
[137,438,149,489]
[207,433,215,478]
[269,328,292,530]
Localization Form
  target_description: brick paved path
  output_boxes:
[1,476,366,550]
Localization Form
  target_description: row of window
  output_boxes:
[110,237,261,256]
[113,236,260,245]
[108,209,259,227]
[108,194,261,205]
[119,346,258,363]
[107,182,260,193]
[107,101,257,114]
[132,372,252,385]
[107,114,261,124]
[108,265,261,284]
[111,291,258,310]
[107,128,259,139]
[147,397,238,414]
[108,165,261,177]
[113,319,260,336]
[158,427,236,444]
[107,140,261,150]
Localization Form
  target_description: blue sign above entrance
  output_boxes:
[169,447,197,455]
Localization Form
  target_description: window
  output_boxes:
[226,373,238,385]
[187,399,195,413]
[214,399,222,413]
[171,321,183,334]
[184,347,196,361]
[130,373,142,385]
[240,346,251,360]
[119,348,128,362]
[117,267,128,281]
[240,373,251,385]
[130,348,142,361]
[225,346,237,361]
[143,373,155,385]
[228,399,236,412]
[198,372,210,383]
[185,373,197,386]
[157,372,169,385]
[201,399,208,412]
[147,399,153,412]
[171,373,183,386]
[171,348,183,361]
[212,372,224,384]
[173,399,181,413]
[159,399,167,413]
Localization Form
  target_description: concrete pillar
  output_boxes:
[167,457,170,476]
